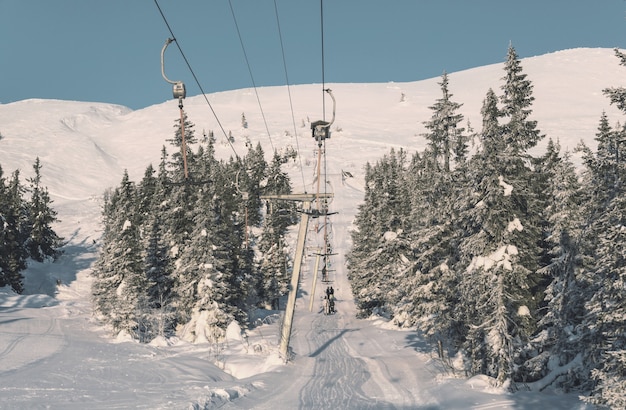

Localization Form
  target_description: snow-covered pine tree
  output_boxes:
[257,151,296,309]
[161,114,201,326]
[138,163,176,341]
[142,206,175,340]
[241,141,267,227]
[407,75,469,336]
[174,172,236,343]
[581,190,626,408]
[500,44,542,154]
[213,155,253,326]
[455,46,546,384]
[498,42,546,339]
[347,149,411,317]
[174,130,252,342]
[166,110,198,184]
[92,171,146,338]
[347,161,388,316]
[525,140,587,386]
[578,49,626,407]
[0,165,7,288]
[422,72,467,172]
[0,165,25,292]
[25,157,63,262]
[0,170,29,293]
[603,48,626,111]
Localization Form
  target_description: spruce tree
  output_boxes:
[578,49,626,406]
[347,149,411,316]
[603,48,626,111]
[258,151,296,309]
[406,77,470,336]
[175,174,236,342]
[0,170,28,293]
[422,72,467,172]
[92,172,146,337]
[500,44,542,154]
[166,110,198,183]
[26,158,63,262]
[455,49,545,384]
[525,141,587,384]
[139,163,176,340]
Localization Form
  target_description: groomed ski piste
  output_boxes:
[0,48,623,408]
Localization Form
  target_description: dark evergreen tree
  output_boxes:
[212,154,251,326]
[405,76,470,333]
[241,140,267,227]
[0,170,29,293]
[347,149,411,316]
[0,160,62,293]
[422,72,467,172]
[578,49,626,407]
[26,158,63,262]
[92,172,146,337]
[139,163,176,340]
[518,141,587,385]
[500,44,542,154]
[258,151,296,309]
[603,48,626,111]
[166,110,198,184]
[175,171,237,342]
[452,46,545,384]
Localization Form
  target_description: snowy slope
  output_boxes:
[0,48,622,408]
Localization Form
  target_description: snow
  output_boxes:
[0,47,614,408]
[518,305,531,317]
[467,245,519,272]
[499,175,513,196]
[383,230,398,241]
[508,217,524,232]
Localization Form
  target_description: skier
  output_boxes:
[323,295,331,315]
[325,286,335,314]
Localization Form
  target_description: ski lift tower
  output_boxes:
[311,89,335,214]
[261,193,333,361]
[310,89,336,291]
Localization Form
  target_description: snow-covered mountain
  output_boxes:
[1,48,623,199]
[0,48,622,408]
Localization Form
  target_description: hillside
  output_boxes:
[0,47,623,408]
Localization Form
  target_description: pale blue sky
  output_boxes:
[1,0,625,109]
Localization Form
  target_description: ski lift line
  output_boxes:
[227,0,275,152]
[320,0,327,119]
[319,1,333,274]
[153,0,240,160]
[273,0,307,192]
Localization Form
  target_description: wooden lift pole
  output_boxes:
[261,193,333,362]
[308,250,322,312]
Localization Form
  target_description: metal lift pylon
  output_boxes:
[261,193,333,362]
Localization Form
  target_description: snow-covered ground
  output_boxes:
[0,48,622,408]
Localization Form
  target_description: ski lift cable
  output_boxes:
[318,0,333,276]
[153,0,240,160]
[320,0,327,119]
[273,0,307,192]
[227,0,275,152]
